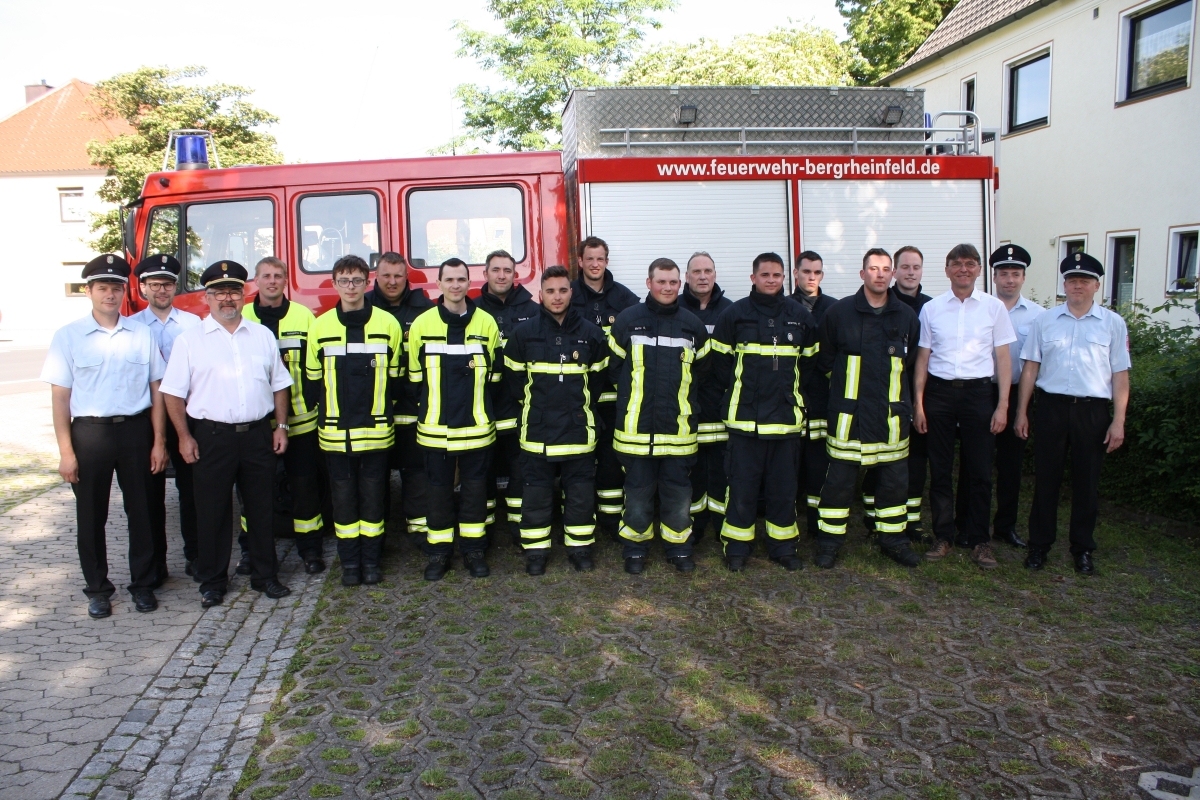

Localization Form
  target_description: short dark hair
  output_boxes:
[485,249,516,268]
[893,245,923,264]
[438,257,470,280]
[752,252,785,273]
[862,248,892,269]
[541,265,570,284]
[796,250,823,266]
[578,236,609,258]
[648,257,679,278]
[378,252,407,268]
[945,243,982,266]
[332,254,370,280]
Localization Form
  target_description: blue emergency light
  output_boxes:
[175,135,210,170]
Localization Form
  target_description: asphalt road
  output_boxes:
[0,348,49,396]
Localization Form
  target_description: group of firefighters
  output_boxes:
[43,235,1130,618]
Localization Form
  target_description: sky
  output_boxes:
[0,0,846,164]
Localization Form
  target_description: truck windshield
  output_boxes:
[407,185,525,266]
[183,199,275,289]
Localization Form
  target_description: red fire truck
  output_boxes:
[120,87,995,315]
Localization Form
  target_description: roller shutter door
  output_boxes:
[800,180,987,299]
[586,181,789,303]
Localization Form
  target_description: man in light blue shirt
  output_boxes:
[40,255,169,619]
[1014,253,1130,575]
[129,255,202,582]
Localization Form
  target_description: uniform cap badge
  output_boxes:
[106,256,114,264]
[1076,253,1082,262]
[1007,247,1013,255]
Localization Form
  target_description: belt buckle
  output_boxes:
[951,379,965,388]
[236,423,250,433]
[113,416,126,424]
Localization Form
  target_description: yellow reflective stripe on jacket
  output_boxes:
[888,356,903,402]
[623,338,647,436]
[845,355,861,400]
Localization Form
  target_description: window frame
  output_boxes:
[1166,223,1200,294]
[1003,45,1053,136]
[961,74,977,113]
[1057,235,1089,298]
[1117,0,1195,103]
[404,183,528,267]
[294,190,383,274]
[59,188,85,223]
[1105,229,1140,307]
[142,196,277,293]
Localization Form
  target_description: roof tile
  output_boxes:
[0,79,134,173]
[902,0,1058,71]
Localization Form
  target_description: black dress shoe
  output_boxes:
[464,551,490,578]
[525,554,547,576]
[725,555,747,572]
[184,560,195,577]
[235,556,252,576]
[670,554,696,573]
[424,554,451,582]
[88,596,112,619]
[624,556,646,575]
[132,589,158,613]
[993,529,1028,548]
[251,579,292,599]
[1023,550,1047,570]
[304,558,326,575]
[1074,552,1095,576]
[568,550,595,572]
[200,591,224,608]
[770,554,803,572]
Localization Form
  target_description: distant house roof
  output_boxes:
[0,79,134,173]
[884,0,1062,84]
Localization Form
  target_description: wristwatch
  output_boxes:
[277,423,290,431]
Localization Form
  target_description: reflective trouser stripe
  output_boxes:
[817,507,849,536]
[862,493,876,517]
[427,527,454,544]
[875,504,908,534]
[907,497,922,522]
[661,522,692,544]
[521,526,552,549]
[765,520,799,540]
[707,496,727,514]
[506,496,522,523]
[597,488,623,515]
[359,519,385,538]
[294,514,323,533]
[690,493,708,514]
[720,520,755,541]
[336,521,360,538]
[806,495,820,508]
[460,522,486,539]
[407,516,428,534]
[240,515,247,532]
[563,524,596,547]
[619,523,653,543]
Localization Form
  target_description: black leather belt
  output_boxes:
[1038,390,1106,404]
[928,375,991,388]
[74,410,149,424]
[192,416,270,433]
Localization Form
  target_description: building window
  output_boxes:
[1127,0,1193,99]
[1057,236,1087,297]
[59,189,85,222]
[1168,227,1199,292]
[1007,51,1051,133]
[962,77,976,112]
[1107,234,1138,307]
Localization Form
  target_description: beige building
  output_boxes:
[885,0,1198,320]
[0,80,132,342]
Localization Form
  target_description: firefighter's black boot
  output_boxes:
[464,550,490,578]
[361,536,383,584]
[338,538,362,586]
[525,552,547,576]
[814,537,841,570]
[567,547,594,572]
[424,553,450,581]
[880,533,921,567]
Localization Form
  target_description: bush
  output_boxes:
[1101,299,1200,519]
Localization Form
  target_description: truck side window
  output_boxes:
[184,199,275,291]
[144,206,181,265]
[407,186,525,266]
[297,193,381,272]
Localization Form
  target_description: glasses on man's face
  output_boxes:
[144,281,175,292]
[207,290,244,301]
[950,260,981,269]
[335,277,367,288]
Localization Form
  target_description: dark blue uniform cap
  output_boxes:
[990,244,1031,270]
[1060,252,1104,279]
[200,261,248,288]
[82,254,131,283]
[135,254,183,282]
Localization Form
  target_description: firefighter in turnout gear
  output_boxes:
[680,252,733,540]
[367,252,434,539]
[408,258,502,581]
[608,258,710,574]
[710,253,816,572]
[305,256,403,586]
[791,251,837,535]
[571,237,639,537]
[814,249,922,569]
[242,257,326,575]
[504,266,609,574]
[477,249,540,543]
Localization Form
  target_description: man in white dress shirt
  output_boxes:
[913,244,1016,570]
[130,254,201,582]
[160,261,293,608]
[41,255,169,619]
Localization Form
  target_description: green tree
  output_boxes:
[86,66,283,253]
[837,0,960,85]
[452,0,676,152]
[620,25,852,86]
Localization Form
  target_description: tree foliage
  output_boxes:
[837,0,959,85]
[452,0,675,152]
[621,25,852,87]
[86,66,283,253]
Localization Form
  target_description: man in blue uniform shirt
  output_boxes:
[1015,252,1130,575]
[41,255,169,619]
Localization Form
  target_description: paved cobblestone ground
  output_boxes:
[233,512,1200,800]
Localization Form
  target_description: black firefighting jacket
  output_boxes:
[682,283,734,444]
[816,287,920,465]
[571,270,640,404]
[503,305,609,460]
[243,298,318,436]
[608,297,710,457]
[367,283,434,426]
[710,289,817,440]
[791,287,838,439]
[477,283,540,434]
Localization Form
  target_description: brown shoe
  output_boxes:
[925,539,953,562]
[971,543,998,570]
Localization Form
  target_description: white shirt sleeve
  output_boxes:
[1020,313,1044,363]
[149,340,166,383]
[992,300,1017,347]
[159,334,191,398]
[1110,313,1132,373]
[917,305,932,349]
[268,345,294,393]
[40,328,74,388]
